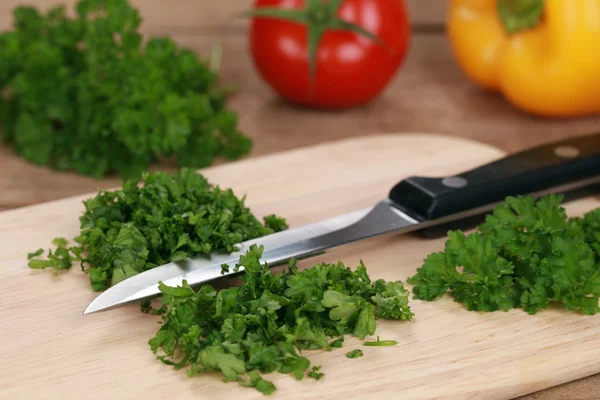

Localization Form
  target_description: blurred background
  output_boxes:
[0,0,598,211]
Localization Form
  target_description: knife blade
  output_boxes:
[84,132,600,314]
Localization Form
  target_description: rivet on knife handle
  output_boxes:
[389,132,600,221]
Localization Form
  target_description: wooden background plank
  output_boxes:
[0,0,449,31]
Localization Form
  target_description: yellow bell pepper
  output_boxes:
[447,0,600,118]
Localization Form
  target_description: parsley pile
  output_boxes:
[28,168,287,291]
[0,0,251,179]
[408,194,600,315]
[149,244,413,394]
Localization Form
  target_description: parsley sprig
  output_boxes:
[0,0,251,179]
[149,244,413,394]
[408,194,600,315]
[28,168,287,291]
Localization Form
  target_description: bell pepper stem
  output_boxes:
[498,0,544,34]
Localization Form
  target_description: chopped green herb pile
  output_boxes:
[149,244,412,394]
[407,194,600,315]
[0,0,251,179]
[27,168,287,291]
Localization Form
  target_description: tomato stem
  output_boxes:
[307,2,331,24]
[242,0,388,99]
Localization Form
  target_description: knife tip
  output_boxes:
[82,279,164,315]
[82,291,148,315]
[83,296,114,315]
[83,302,102,315]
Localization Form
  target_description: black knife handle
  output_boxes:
[389,132,600,221]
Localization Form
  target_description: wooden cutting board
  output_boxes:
[2,133,600,400]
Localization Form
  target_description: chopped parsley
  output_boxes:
[26,249,43,260]
[27,168,287,291]
[308,366,325,380]
[0,0,251,179]
[363,336,398,346]
[148,244,413,394]
[220,264,230,275]
[408,194,600,315]
[346,349,364,359]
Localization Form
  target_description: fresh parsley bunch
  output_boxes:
[0,0,251,179]
[149,244,413,394]
[28,168,287,291]
[408,194,600,315]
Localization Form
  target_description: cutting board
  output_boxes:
[2,133,600,400]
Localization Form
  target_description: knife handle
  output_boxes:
[389,132,600,221]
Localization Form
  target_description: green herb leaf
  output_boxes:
[364,337,398,347]
[353,303,376,340]
[28,259,56,269]
[27,249,43,259]
[220,263,230,275]
[241,371,277,395]
[372,280,414,320]
[52,238,68,248]
[346,349,363,359]
[157,281,195,298]
[307,365,324,380]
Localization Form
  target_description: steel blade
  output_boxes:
[83,200,419,314]
[84,205,373,314]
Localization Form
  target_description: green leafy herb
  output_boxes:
[0,0,251,179]
[570,208,600,258]
[407,194,600,315]
[27,168,288,291]
[28,259,56,269]
[346,349,363,359]
[27,249,43,260]
[140,299,152,314]
[363,336,398,346]
[240,371,276,395]
[307,365,324,380]
[148,244,412,394]
[220,264,230,275]
[28,235,77,272]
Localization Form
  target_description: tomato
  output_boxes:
[248,0,411,109]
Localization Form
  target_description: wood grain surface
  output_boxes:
[3,134,600,400]
[1,1,600,398]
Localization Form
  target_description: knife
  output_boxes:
[84,132,600,314]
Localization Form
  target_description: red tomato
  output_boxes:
[248,0,411,109]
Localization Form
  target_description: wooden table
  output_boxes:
[1,1,599,398]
